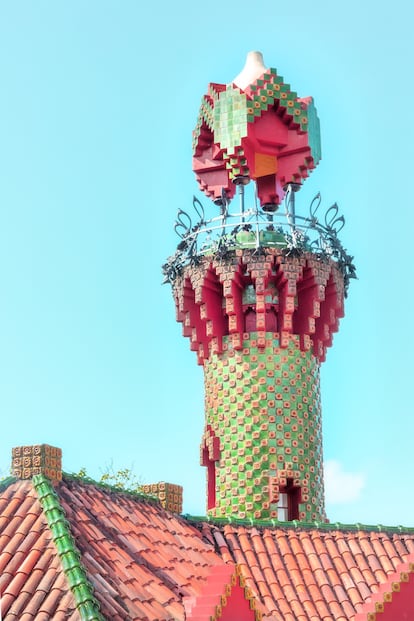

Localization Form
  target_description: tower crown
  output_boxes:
[192,51,322,209]
[165,53,355,523]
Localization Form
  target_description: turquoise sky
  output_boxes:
[0,1,412,525]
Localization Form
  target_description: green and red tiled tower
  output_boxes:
[164,52,355,523]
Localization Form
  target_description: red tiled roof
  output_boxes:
[0,480,80,620]
[58,478,223,619]
[1,475,414,620]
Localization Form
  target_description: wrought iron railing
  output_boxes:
[163,184,356,295]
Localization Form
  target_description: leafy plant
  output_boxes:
[73,462,144,494]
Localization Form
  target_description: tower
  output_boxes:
[164,52,355,523]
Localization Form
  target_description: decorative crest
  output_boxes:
[162,186,356,294]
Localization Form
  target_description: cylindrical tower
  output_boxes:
[164,52,354,522]
[172,248,344,521]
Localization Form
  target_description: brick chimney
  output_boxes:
[141,482,183,513]
[12,444,62,484]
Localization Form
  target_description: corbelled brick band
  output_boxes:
[173,249,344,521]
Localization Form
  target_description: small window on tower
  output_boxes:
[201,428,220,512]
[242,284,256,305]
[277,479,300,521]
[277,492,289,521]
[202,446,217,510]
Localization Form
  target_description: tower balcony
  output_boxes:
[164,185,355,366]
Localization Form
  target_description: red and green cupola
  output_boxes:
[164,52,355,523]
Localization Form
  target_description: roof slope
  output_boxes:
[198,521,414,621]
[57,477,224,620]
[0,479,80,620]
[1,475,414,620]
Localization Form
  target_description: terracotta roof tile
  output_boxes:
[1,550,26,586]
[0,481,81,621]
[405,537,414,553]
[51,477,228,619]
[194,521,414,621]
[21,587,49,615]
[381,536,402,568]
[2,475,414,619]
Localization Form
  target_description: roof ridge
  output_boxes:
[63,472,159,503]
[0,476,17,491]
[184,515,414,533]
[33,474,106,621]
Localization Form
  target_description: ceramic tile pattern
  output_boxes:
[203,333,325,522]
[1,476,414,620]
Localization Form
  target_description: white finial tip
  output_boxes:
[233,51,267,90]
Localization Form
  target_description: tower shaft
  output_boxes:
[203,333,324,521]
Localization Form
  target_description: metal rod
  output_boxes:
[239,183,245,222]
[289,183,296,230]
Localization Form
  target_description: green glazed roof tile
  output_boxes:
[33,474,105,621]
[61,550,82,571]
[185,513,414,533]
[77,601,104,621]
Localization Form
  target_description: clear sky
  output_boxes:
[0,1,412,525]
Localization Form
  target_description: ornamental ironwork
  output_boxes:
[162,183,356,295]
